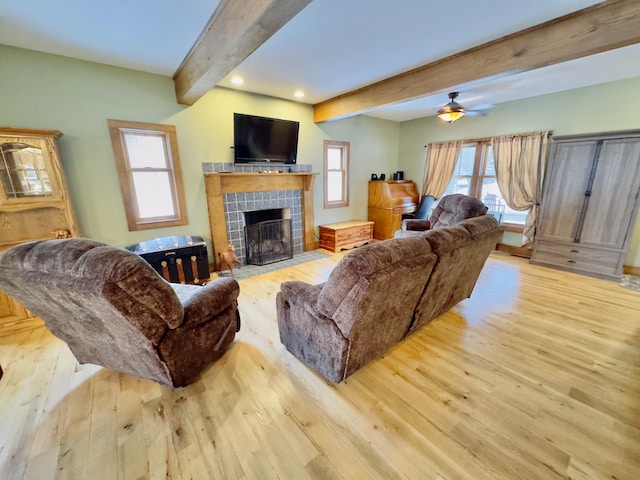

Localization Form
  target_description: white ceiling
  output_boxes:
[2,0,639,122]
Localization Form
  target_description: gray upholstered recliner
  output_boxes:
[0,238,241,387]
[276,236,438,382]
[394,193,488,238]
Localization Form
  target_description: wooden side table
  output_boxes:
[319,220,374,253]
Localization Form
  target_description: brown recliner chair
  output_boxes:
[393,193,488,238]
[0,238,241,387]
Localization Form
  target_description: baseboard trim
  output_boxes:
[496,243,533,258]
[623,265,640,276]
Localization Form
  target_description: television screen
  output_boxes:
[234,113,299,164]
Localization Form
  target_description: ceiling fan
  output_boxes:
[437,92,494,124]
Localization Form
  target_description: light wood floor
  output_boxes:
[1,251,639,479]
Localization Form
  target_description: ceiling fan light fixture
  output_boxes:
[437,92,466,124]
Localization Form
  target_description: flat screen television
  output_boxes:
[233,113,299,164]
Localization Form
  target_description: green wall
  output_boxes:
[0,45,398,254]
[2,44,639,267]
[397,78,640,267]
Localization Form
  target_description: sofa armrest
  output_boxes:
[276,283,349,382]
[280,280,322,302]
[172,277,240,328]
[402,219,431,231]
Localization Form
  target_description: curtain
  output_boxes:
[492,131,550,246]
[421,141,463,198]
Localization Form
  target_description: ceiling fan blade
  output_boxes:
[469,103,495,111]
[464,110,490,117]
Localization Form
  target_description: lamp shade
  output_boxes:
[437,92,466,124]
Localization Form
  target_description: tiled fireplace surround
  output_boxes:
[202,163,316,269]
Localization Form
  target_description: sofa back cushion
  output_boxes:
[0,238,184,384]
[317,236,437,376]
[408,215,501,335]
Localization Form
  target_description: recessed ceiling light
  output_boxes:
[231,77,244,85]
[294,90,304,98]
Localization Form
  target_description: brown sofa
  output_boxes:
[276,215,502,382]
[0,238,241,387]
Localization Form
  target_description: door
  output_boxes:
[538,140,598,243]
[580,138,640,249]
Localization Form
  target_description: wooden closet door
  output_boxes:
[580,138,640,249]
[538,141,598,243]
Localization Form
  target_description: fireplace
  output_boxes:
[202,166,317,271]
[244,208,293,265]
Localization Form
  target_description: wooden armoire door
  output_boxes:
[537,140,598,243]
[579,138,640,249]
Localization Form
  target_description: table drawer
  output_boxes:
[533,241,622,277]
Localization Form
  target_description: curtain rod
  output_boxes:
[424,137,490,148]
[424,131,552,148]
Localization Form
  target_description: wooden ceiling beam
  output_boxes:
[174,0,312,105]
[313,0,640,123]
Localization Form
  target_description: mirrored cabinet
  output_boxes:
[1,141,54,199]
[0,127,79,252]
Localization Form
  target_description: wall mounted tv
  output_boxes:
[233,113,299,164]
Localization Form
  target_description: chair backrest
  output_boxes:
[407,215,502,335]
[429,194,488,229]
[0,238,184,385]
[413,195,435,220]
[316,236,437,378]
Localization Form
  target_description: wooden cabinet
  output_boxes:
[531,130,640,280]
[0,127,78,329]
[368,180,418,240]
[0,127,79,252]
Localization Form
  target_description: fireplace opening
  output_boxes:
[244,208,293,266]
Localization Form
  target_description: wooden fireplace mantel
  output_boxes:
[203,172,317,270]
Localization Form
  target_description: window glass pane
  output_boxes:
[125,133,167,169]
[456,147,476,175]
[132,171,175,218]
[443,176,471,197]
[484,146,496,176]
[480,178,527,224]
[0,144,53,197]
[327,147,342,170]
[327,171,344,202]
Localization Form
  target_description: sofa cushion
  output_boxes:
[456,215,501,239]
[317,236,433,328]
[422,223,472,254]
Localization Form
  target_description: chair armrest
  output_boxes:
[402,219,431,231]
[172,277,240,328]
[279,281,324,317]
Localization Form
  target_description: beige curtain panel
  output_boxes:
[492,131,551,246]
[421,141,463,198]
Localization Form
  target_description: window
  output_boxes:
[324,140,349,208]
[443,142,527,227]
[108,119,188,231]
